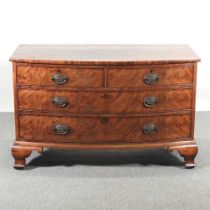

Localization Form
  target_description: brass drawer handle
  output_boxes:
[143,123,157,135]
[52,96,68,108]
[51,73,68,85]
[143,96,158,107]
[144,72,159,84]
[53,124,70,135]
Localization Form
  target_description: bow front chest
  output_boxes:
[10,45,200,169]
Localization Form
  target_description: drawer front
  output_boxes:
[107,65,193,88]
[18,89,192,113]
[19,114,191,143]
[16,65,104,88]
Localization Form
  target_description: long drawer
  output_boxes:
[16,65,104,88]
[18,89,193,113]
[18,114,191,143]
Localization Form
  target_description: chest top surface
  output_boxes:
[10,44,200,65]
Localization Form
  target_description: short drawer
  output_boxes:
[18,114,191,143]
[107,65,193,88]
[16,65,104,88]
[18,89,193,113]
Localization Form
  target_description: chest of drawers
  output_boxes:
[10,45,200,169]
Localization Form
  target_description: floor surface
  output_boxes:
[0,112,210,210]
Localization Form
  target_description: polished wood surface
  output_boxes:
[107,65,193,87]
[11,45,200,169]
[18,89,193,113]
[18,114,191,143]
[17,65,104,87]
[10,45,200,65]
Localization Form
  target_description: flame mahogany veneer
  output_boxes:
[10,45,200,169]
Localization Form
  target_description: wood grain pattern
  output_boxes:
[107,65,193,88]
[13,62,19,139]
[18,114,191,143]
[17,89,193,113]
[16,65,104,88]
[10,45,200,65]
[11,44,200,169]
[15,140,196,150]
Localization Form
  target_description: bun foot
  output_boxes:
[11,145,43,169]
[168,144,198,169]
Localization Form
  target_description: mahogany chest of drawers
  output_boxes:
[10,45,200,169]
